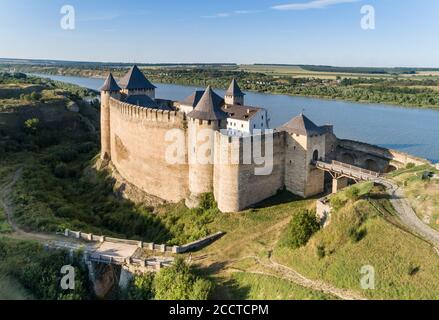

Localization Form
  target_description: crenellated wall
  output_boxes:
[109,97,189,203]
[103,96,431,213]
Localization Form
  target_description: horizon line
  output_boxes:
[1,57,439,70]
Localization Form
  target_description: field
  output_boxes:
[237,64,397,79]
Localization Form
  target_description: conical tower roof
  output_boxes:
[100,73,121,91]
[187,86,228,121]
[119,65,156,90]
[280,113,324,136]
[226,78,245,96]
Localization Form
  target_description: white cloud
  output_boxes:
[202,10,260,19]
[272,0,360,11]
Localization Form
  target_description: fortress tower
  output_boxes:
[224,78,245,106]
[281,114,326,197]
[98,66,341,213]
[100,73,121,160]
[119,65,156,98]
[186,86,228,208]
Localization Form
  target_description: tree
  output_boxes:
[126,272,155,300]
[24,118,40,134]
[281,210,320,249]
[153,258,212,300]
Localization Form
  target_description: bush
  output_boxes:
[406,163,416,169]
[56,149,79,162]
[198,193,217,211]
[126,273,155,300]
[153,258,213,300]
[281,210,320,249]
[24,118,40,134]
[35,131,60,148]
[348,227,367,243]
[53,163,69,178]
[76,142,96,154]
[316,245,326,259]
[407,264,420,276]
[0,238,91,300]
[346,186,361,201]
[330,196,344,211]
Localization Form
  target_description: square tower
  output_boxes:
[281,114,326,198]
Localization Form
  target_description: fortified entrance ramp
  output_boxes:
[314,160,381,193]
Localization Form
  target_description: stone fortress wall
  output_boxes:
[106,95,431,212]
[108,97,189,203]
[106,95,332,212]
[100,67,431,213]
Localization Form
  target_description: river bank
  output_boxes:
[7,66,439,110]
[21,72,439,163]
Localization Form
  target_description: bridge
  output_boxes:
[314,160,381,193]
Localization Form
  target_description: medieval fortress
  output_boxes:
[100,66,427,212]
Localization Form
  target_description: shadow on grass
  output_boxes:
[250,189,305,209]
[210,276,252,300]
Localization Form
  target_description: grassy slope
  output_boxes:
[228,272,335,300]
[190,193,341,300]
[0,157,16,234]
[272,184,439,300]
[0,276,33,300]
[389,165,439,231]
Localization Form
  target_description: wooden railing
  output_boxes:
[315,160,381,180]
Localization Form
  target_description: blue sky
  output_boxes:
[0,0,438,67]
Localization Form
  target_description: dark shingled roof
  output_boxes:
[226,78,245,97]
[124,95,160,109]
[187,86,228,121]
[279,114,325,136]
[100,73,121,91]
[222,104,262,121]
[180,90,205,108]
[119,65,156,90]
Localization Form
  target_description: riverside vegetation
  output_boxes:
[1,73,438,300]
[5,63,439,109]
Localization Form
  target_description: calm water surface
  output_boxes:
[33,73,439,163]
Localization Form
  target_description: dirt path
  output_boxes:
[229,255,366,300]
[0,168,140,258]
[196,214,367,300]
[0,168,81,243]
[377,178,439,248]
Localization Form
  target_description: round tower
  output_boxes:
[100,73,121,161]
[225,78,245,106]
[186,86,228,208]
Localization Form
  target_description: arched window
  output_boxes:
[312,150,319,162]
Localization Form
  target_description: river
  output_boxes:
[32,73,439,163]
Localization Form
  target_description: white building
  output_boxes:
[224,104,269,136]
[176,79,270,136]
